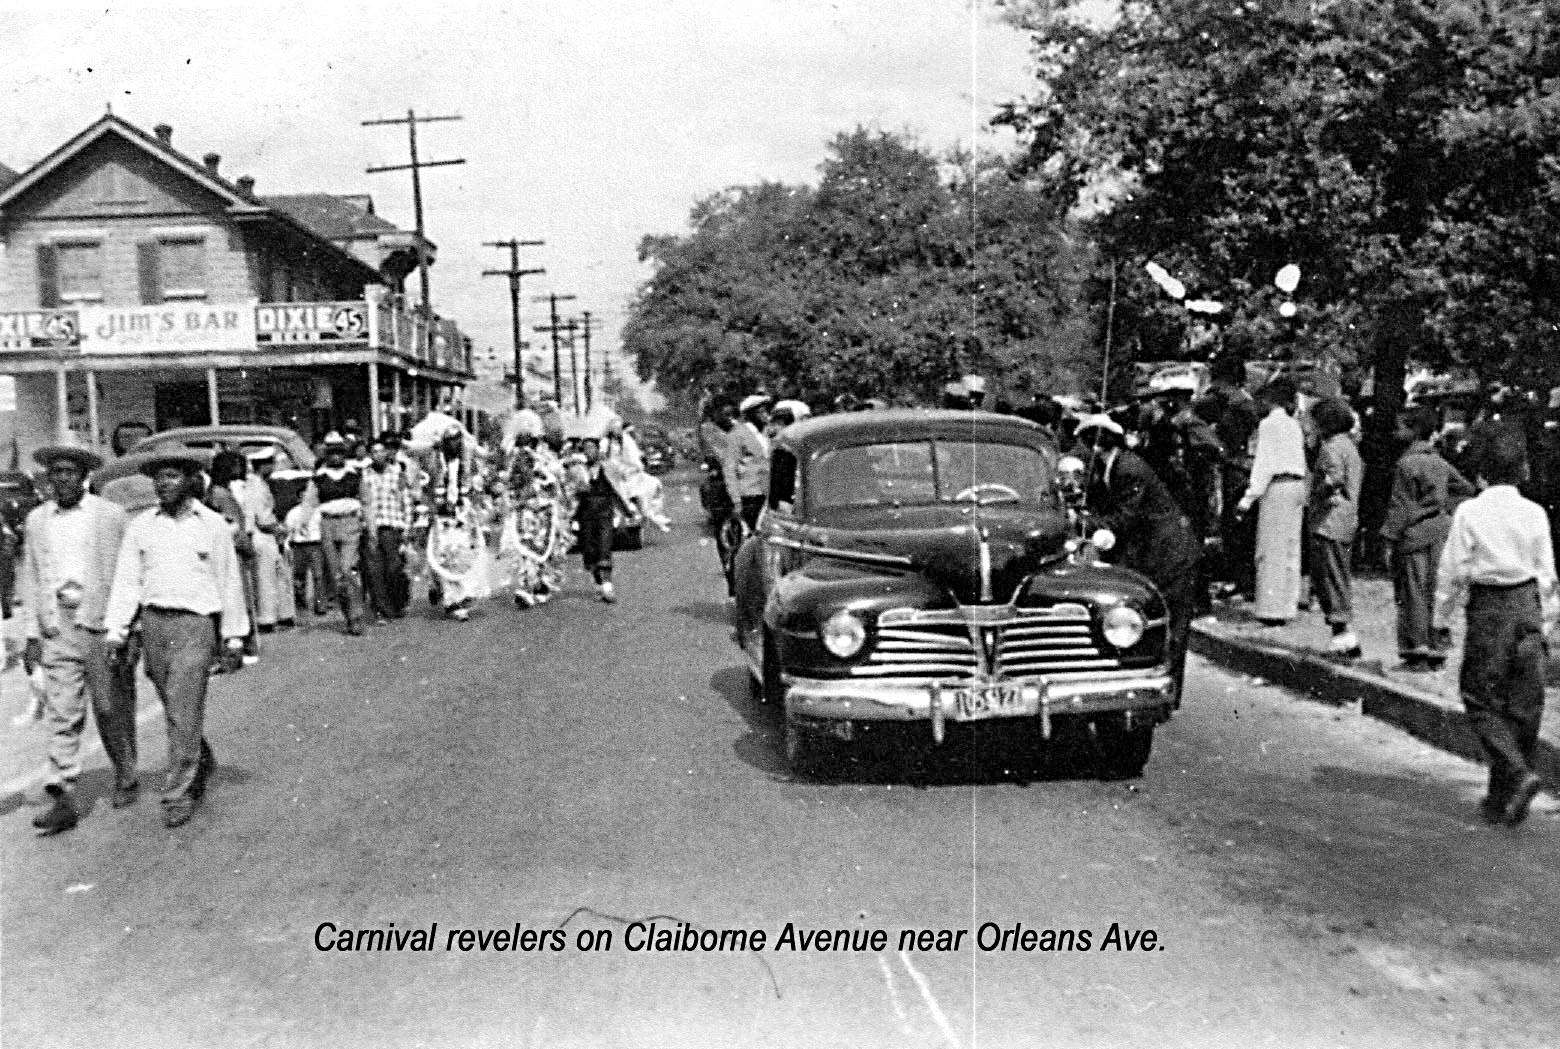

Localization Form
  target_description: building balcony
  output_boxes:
[0,290,475,380]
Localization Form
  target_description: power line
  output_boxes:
[482,238,545,408]
[363,109,466,358]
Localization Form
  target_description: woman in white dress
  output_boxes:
[605,418,671,532]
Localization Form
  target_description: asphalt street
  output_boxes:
[4,475,1559,1049]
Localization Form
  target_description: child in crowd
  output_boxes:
[1309,397,1365,657]
[1381,407,1475,668]
[284,499,329,616]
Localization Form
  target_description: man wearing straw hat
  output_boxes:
[18,443,136,835]
[104,450,249,828]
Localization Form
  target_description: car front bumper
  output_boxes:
[784,668,1174,742]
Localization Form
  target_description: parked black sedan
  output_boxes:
[730,409,1178,779]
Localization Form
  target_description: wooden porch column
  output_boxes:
[85,369,101,449]
[54,366,69,442]
[367,361,381,435]
[206,367,221,425]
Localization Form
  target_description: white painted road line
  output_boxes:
[898,949,962,1049]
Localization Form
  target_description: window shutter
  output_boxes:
[36,243,59,308]
[137,241,162,305]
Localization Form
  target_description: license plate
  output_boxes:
[950,683,1033,721]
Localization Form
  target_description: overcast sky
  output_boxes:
[5,0,1041,406]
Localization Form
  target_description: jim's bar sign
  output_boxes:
[255,302,368,344]
[0,310,80,350]
[78,303,258,354]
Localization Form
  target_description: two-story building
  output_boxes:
[0,113,476,461]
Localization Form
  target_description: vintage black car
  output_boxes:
[731,409,1177,778]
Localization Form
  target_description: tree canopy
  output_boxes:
[624,129,1098,411]
[996,0,1560,392]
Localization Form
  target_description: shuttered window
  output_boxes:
[36,244,59,307]
[158,238,207,300]
[137,241,162,304]
[54,241,103,302]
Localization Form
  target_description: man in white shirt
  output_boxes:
[725,395,771,531]
[1435,435,1558,825]
[18,445,134,834]
[105,452,249,828]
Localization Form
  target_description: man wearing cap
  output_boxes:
[1078,414,1200,705]
[18,445,136,834]
[104,452,249,828]
[305,433,368,635]
[725,395,772,531]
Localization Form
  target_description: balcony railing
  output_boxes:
[0,291,475,376]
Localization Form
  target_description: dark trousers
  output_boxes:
[1156,568,1195,707]
[1392,540,1444,656]
[576,512,614,583]
[1220,467,1257,597]
[1460,582,1547,803]
[740,495,765,531]
[319,515,365,627]
[1312,535,1354,626]
[363,526,408,617]
[292,541,329,611]
[141,608,216,810]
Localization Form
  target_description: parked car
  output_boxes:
[92,425,315,488]
[91,425,316,515]
[730,409,1177,779]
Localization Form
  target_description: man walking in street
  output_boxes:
[104,452,249,828]
[570,437,632,603]
[362,435,414,622]
[18,445,136,834]
[307,433,367,635]
[1435,435,1558,826]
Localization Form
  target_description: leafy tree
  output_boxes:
[624,129,1099,410]
[996,0,1560,394]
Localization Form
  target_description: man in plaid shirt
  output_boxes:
[362,435,415,622]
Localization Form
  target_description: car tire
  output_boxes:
[1095,721,1154,780]
[760,628,785,706]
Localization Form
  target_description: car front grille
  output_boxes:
[850,603,1120,682]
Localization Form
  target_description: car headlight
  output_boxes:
[820,610,868,658]
[1101,605,1145,649]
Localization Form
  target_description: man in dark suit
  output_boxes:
[1078,415,1201,704]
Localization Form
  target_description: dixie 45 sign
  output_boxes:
[256,303,368,344]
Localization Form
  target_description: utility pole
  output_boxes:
[562,319,582,414]
[482,239,544,407]
[364,109,466,358]
[533,292,576,409]
[579,310,602,412]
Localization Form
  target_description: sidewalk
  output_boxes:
[1192,574,1560,782]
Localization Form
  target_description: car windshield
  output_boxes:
[811,440,1054,509]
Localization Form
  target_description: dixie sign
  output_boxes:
[79,303,258,354]
[255,302,368,344]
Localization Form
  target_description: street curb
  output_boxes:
[1190,624,1559,783]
